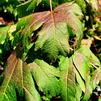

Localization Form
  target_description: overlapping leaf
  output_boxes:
[0,53,42,101]
[61,0,98,12]
[29,59,60,98]
[58,56,68,101]
[58,56,82,101]
[75,0,86,13]
[58,46,101,101]
[17,0,42,17]
[0,52,62,100]
[0,52,23,101]
[72,45,101,100]
[12,15,34,54]
[23,63,41,101]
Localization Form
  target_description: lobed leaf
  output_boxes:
[29,59,60,98]
[12,2,83,60]
[0,52,42,101]
[32,2,83,60]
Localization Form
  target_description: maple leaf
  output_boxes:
[27,2,83,60]
[12,2,83,60]
[0,52,60,100]
[29,59,60,98]
[0,53,41,101]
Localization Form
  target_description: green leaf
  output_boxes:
[78,45,101,68]
[72,52,89,92]
[29,59,60,98]
[98,99,101,101]
[13,15,34,54]
[72,45,101,81]
[0,52,42,101]
[75,67,86,92]
[58,56,68,101]
[27,0,42,12]
[67,59,82,101]
[75,0,86,13]
[72,45,101,100]
[82,76,92,101]
[34,59,60,77]
[82,68,101,100]
[0,26,10,44]
[17,0,42,17]
[0,52,23,101]
[23,63,41,101]
[59,56,82,101]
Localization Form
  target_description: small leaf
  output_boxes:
[78,45,101,68]
[0,26,10,44]
[27,0,42,12]
[92,68,101,88]
[17,0,42,17]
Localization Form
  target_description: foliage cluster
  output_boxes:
[0,0,101,101]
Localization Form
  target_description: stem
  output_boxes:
[49,0,56,28]
[49,0,53,13]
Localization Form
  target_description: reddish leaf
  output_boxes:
[28,2,83,59]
